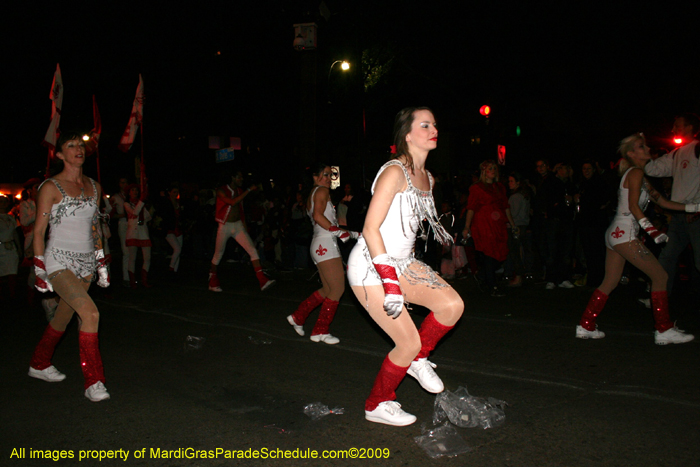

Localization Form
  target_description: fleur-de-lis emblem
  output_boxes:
[316,244,327,256]
[611,226,624,239]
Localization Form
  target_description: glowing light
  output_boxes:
[340,61,350,71]
[82,134,90,141]
[15,193,22,199]
[673,137,683,145]
[479,105,491,116]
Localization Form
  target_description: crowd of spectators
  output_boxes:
[1,137,697,305]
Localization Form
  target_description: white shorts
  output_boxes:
[347,237,446,290]
[309,235,341,265]
[605,217,639,249]
[347,240,382,286]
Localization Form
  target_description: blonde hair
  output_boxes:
[479,160,499,183]
[617,133,644,175]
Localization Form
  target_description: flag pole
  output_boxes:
[140,120,146,197]
[92,95,102,186]
[96,146,102,186]
[43,64,63,178]
[46,149,52,179]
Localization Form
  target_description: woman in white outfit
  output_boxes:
[347,108,463,426]
[287,164,357,344]
[576,133,698,345]
[124,184,153,288]
[28,131,111,402]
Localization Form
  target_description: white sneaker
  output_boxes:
[309,333,339,345]
[42,299,59,322]
[286,315,304,336]
[545,282,556,290]
[575,325,605,339]
[365,401,416,426]
[637,298,651,309]
[85,381,110,402]
[655,327,695,345]
[260,278,276,291]
[28,365,66,382]
[558,280,575,289]
[407,358,444,393]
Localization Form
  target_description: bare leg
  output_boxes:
[351,283,421,367]
[611,240,667,291]
[49,271,98,332]
[596,247,626,296]
[316,257,345,301]
[400,262,464,327]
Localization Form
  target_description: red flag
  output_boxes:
[85,95,101,156]
[42,64,63,152]
[118,74,144,152]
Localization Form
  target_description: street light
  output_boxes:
[328,60,350,80]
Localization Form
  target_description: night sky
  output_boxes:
[6,1,700,192]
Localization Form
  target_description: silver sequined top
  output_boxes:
[42,178,98,278]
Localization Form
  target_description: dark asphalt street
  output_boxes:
[2,258,699,467]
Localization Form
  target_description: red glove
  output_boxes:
[33,256,53,293]
[372,254,403,318]
[329,225,351,243]
[638,217,668,244]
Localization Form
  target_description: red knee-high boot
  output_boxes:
[141,269,153,288]
[365,355,410,411]
[650,291,673,332]
[405,312,453,394]
[578,289,608,331]
[311,298,339,336]
[254,266,276,290]
[291,290,324,326]
[79,331,105,389]
[30,324,65,370]
[416,312,455,360]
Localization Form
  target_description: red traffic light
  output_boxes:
[479,105,491,116]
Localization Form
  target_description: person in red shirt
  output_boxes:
[208,171,275,292]
[463,160,518,297]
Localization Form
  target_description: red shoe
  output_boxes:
[141,269,154,288]
[508,275,523,287]
[208,273,222,292]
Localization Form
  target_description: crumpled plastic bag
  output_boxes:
[433,386,506,429]
[303,402,345,420]
[184,336,205,352]
[414,423,471,459]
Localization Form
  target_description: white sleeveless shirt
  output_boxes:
[615,168,650,220]
[43,178,98,278]
[372,160,451,259]
[307,186,338,238]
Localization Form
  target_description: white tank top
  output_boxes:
[615,167,650,220]
[44,178,98,254]
[372,160,451,259]
[307,186,338,237]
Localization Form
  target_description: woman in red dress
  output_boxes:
[462,160,518,297]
